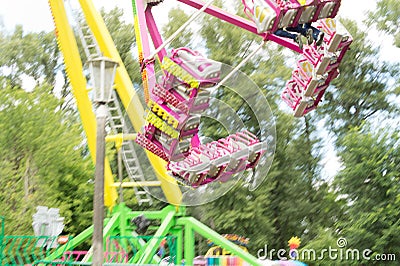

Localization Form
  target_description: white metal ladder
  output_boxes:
[68,3,153,205]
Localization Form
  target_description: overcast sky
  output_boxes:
[0,0,377,32]
[2,0,398,60]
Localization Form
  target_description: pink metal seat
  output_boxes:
[302,44,341,75]
[277,0,303,28]
[242,0,280,33]
[169,147,212,186]
[218,137,249,174]
[317,0,341,20]
[292,58,328,96]
[169,47,222,87]
[298,0,321,24]
[233,131,266,168]
[282,80,302,109]
[135,130,169,161]
[242,0,305,33]
[168,131,266,187]
[318,18,353,55]
[138,48,221,164]
[140,121,195,161]
[281,80,317,117]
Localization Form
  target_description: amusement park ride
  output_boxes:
[1,0,352,265]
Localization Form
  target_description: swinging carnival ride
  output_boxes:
[24,0,352,264]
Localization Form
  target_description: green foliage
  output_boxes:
[334,125,400,261]
[199,2,257,67]
[0,3,398,266]
[369,0,400,47]
[304,14,400,264]
[161,3,342,258]
[320,18,399,136]
[0,25,62,89]
[0,86,94,235]
[101,8,141,85]
[300,228,339,264]
[162,8,193,48]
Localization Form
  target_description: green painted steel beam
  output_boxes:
[44,213,120,263]
[184,223,195,265]
[177,217,262,266]
[128,210,165,220]
[170,227,183,265]
[0,216,3,265]
[129,236,163,264]
[34,261,91,265]
[82,212,120,263]
[44,225,94,262]
[115,203,130,238]
[104,212,120,238]
[114,203,131,259]
[129,232,155,263]
[137,209,176,264]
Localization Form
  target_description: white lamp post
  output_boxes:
[88,56,118,266]
[89,56,118,103]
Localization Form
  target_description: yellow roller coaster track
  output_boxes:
[48,0,182,208]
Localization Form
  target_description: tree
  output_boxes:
[333,124,400,264]
[162,7,194,49]
[0,7,145,235]
[320,18,399,137]
[101,7,141,85]
[369,0,400,47]
[0,25,62,90]
[0,85,94,235]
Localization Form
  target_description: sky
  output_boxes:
[0,0,398,61]
[0,0,379,33]
[0,0,398,179]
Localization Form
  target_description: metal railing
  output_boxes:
[0,235,70,265]
[0,234,176,265]
[106,235,176,265]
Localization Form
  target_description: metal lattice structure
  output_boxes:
[66,2,153,206]
[41,204,262,265]
[0,226,175,265]
[107,92,154,205]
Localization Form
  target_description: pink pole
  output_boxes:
[145,8,168,61]
[177,0,302,53]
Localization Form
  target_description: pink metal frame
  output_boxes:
[133,0,351,184]
[135,1,350,116]
[140,0,343,70]
[134,1,350,117]
[140,0,307,68]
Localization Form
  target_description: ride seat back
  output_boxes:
[298,4,318,24]
[319,0,341,19]
[318,2,335,19]
[298,59,313,80]
[242,0,279,33]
